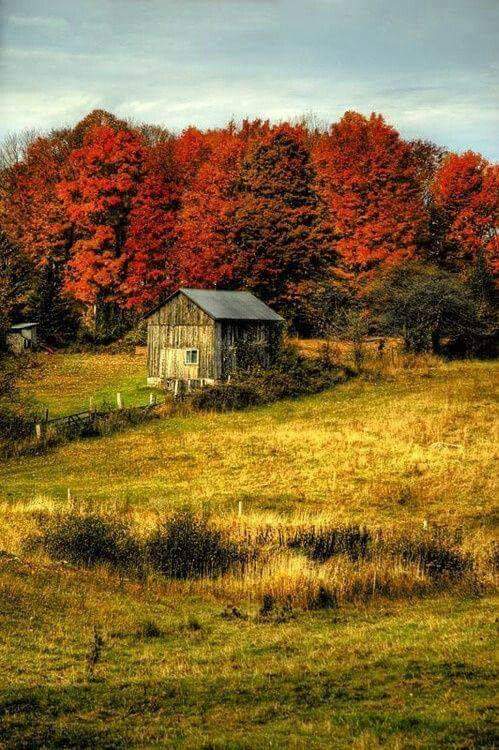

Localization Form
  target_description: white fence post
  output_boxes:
[117,392,123,409]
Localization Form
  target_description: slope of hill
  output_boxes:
[0,354,497,748]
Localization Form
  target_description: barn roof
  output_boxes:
[148,289,284,322]
[9,322,37,331]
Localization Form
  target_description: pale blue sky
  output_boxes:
[0,0,497,158]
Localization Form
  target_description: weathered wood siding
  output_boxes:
[147,294,216,381]
[147,292,283,383]
[217,321,283,380]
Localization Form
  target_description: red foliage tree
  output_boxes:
[176,128,244,288]
[431,151,498,272]
[120,140,181,311]
[314,112,428,281]
[58,125,145,313]
[1,134,77,341]
[174,127,210,190]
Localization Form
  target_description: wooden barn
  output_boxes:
[6,322,38,354]
[145,288,284,386]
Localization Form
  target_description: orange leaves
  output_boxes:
[431,151,498,271]
[313,112,428,278]
[1,107,496,332]
[58,125,145,305]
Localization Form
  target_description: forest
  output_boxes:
[0,108,497,348]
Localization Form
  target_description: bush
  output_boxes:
[146,510,251,579]
[391,529,473,579]
[191,346,351,413]
[190,382,262,412]
[366,261,483,354]
[29,512,142,571]
[288,524,372,562]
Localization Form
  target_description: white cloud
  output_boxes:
[0,91,102,131]
[7,15,69,30]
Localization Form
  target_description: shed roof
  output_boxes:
[9,322,37,331]
[148,289,284,322]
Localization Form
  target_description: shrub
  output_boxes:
[366,261,482,354]
[29,512,142,571]
[391,529,473,579]
[191,346,351,413]
[146,510,251,579]
[190,383,262,412]
[135,619,162,639]
[288,524,372,562]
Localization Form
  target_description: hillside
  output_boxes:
[0,354,497,749]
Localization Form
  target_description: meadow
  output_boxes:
[0,347,497,748]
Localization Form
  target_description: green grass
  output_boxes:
[0,561,496,749]
[19,352,151,417]
[1,352,497,748]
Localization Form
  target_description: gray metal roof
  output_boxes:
[180,289,284,321]
[9,322,37,331]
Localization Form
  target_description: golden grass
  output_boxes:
[1,348,497,748]
[2,355,497,532]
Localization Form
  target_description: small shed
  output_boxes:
[145,288,284,386]
[6,322,38,354]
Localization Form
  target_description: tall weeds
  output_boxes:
[21,507,495,612]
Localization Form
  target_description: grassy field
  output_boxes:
[19,351,151,417]
[1,350,497,748]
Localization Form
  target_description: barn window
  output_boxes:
[185,348,198,365]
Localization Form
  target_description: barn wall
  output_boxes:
[147,293,216,381]
[217,321,283,380]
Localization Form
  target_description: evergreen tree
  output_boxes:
[231,124,331,316]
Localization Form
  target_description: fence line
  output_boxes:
[35,394,161,439]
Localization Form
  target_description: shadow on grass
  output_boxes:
[1,664,496,749]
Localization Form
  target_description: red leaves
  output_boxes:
[1,108,495,329]
[121,140,181,311]
[431,151,498,272]
[313,112,428,278]
[176,128,244,288]
[58,125,145,304]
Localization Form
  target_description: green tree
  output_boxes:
[367,262,478,354]
[231,124,332,322]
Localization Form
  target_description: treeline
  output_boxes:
[0,108,497,346]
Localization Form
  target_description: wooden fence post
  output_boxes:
[89,396,94,413]
[35,423,42,440]
[238,500,243,517]
[117,392,123,409]
[149,392,154,406]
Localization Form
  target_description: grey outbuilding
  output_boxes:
[145,288,284,386]
[6,322,38,354]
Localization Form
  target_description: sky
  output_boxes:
[0,0,497,159]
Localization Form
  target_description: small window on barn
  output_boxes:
[185,349,198,365]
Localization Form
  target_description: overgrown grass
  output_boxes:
[2,357,495,530]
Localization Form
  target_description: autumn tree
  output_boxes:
[0,133,78,342]
[314,112,428,282]
[231,124,331,319]
[431,151,498,273]
[121,139,181,311]
[58,125,145,335]
[176,127,244,288]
